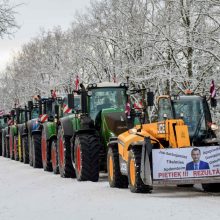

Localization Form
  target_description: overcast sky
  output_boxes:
[0,0,91,71]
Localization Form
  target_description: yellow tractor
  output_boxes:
[107,94,220,193]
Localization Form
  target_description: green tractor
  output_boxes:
[16,106,32,163]
[41,94,81,174]
[7,106,31,162]
[57,82,133,181]
[0,114,10,157]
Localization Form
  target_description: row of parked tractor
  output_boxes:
[1,81,220,193]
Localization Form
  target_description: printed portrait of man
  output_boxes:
[186,148,210,171]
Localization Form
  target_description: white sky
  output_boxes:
[0,0,91,72]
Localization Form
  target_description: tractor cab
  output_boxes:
[87,82,128,122]
[158,94,217,145]
[0,114,10,129]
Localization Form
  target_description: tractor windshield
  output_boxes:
[89,87,127,121]
[0,118,5,128]
[32,108,39,119]
[172,97,207,137]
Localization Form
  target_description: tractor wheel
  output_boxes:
[32,134,42,168]
[9,133,14,160]
[51,139,59,174]
[0,133,2,156]
[41,129,52,171]
[14,136,19,161]
[128,148,152,193]
[22,136,29,164]
[57,127,75,178]
[28,135,33,166]
[202,183,220,192]
[2,133,6,157]
[5,137,10,158]
[107,147,128,188]
[73,134,100,182]
[18,134,23,162]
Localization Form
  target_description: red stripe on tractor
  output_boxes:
[63,104,72,113]
[40,114,48,123]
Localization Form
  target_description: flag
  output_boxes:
[125,102,131,118]
[113,73,116,83]
[75,75,79,91]
[0,110,4,116]
[210,80,216,98]
[210,80,217,107]
[51,90,57,98]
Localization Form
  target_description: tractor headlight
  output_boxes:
[128,128,137,135]
[211,123,219,131]
[88,84,93,88]
[120,83,125,87]
[87,91,92,96]
[92,83,97,87]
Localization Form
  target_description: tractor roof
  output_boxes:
[87,82,127,89]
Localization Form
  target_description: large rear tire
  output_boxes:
[73,134,100,182]
[14,136,19,161]
[41,129,52,171]
[202,183,220,192]
[28,135,33,166]
[0,132,2,156]
[6,137,10,158]
[9,132,14,160]
[128,148,152,193]
[2,132,6,157]
[22,136,29,164]
[51,139,59,174]
[18,133,23,162]
[57,127,75,178]
[32,134,43,168]
[107,147,128,188]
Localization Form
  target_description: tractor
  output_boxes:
[41,94,81,174]
[16,106,32,163]
[107,93,220,193]
[57,82,141,181]
[26,97,52,168]
[0,114,10,156]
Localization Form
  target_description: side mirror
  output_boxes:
[11,110,15,116]
[67,94,74,109]
[55,105,59,119]
[28,101,33,111]
[4,117,7,123]
[147,92,154,107]
[211,98,217,108]
[16,108,20,124]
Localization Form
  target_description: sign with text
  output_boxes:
[153,146,220,180]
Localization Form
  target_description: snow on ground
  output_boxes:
[0,157,220,220]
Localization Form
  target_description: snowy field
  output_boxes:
[0,157,220,220]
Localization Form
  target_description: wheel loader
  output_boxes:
[107,93,220,193]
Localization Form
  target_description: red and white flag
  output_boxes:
[210,80,216,98]
[125,102,131,118]
[51,90,57,99]
[75,75,79,91]
[0,110,4,116]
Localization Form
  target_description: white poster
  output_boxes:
[153,146,220,180]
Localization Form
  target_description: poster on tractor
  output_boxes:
[152,146,220,180]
